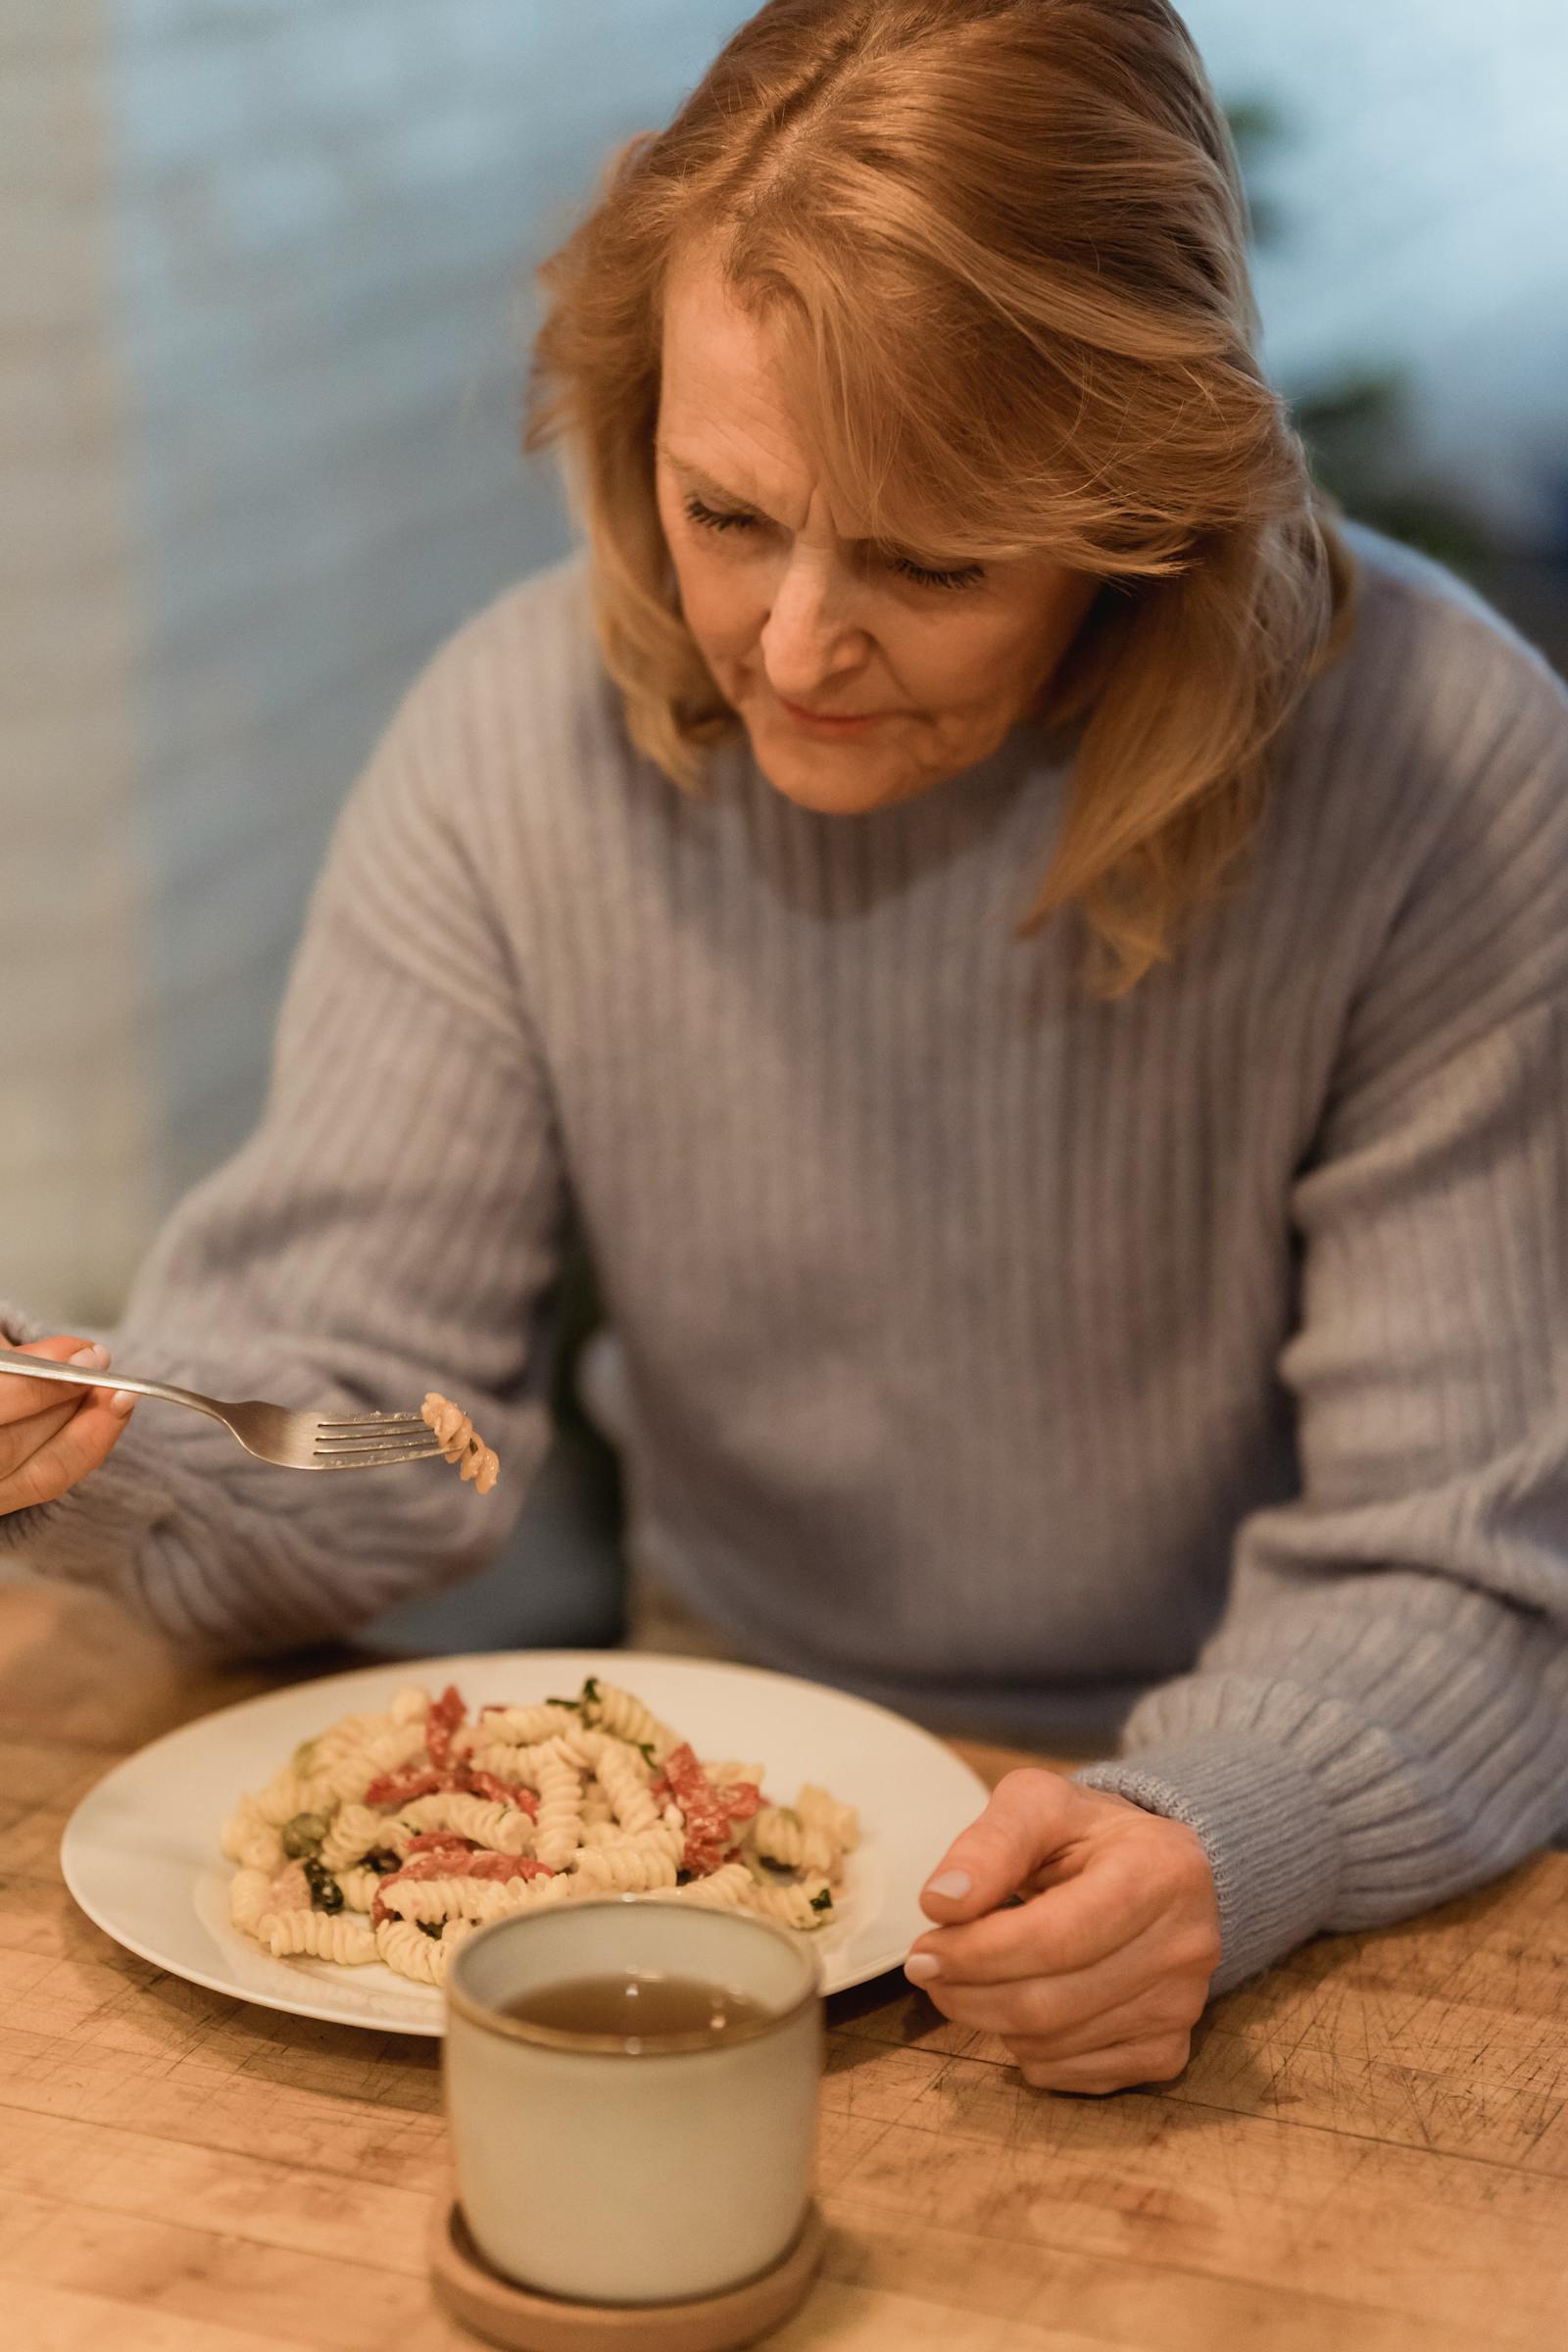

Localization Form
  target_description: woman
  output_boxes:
[5,0,1567,2095]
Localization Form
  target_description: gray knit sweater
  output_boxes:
[7,526,1568,1992]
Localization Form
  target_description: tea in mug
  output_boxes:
[499,1972,774,2043]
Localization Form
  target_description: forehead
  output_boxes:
[659,254,815,490]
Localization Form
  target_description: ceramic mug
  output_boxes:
[444,1895,823,2305]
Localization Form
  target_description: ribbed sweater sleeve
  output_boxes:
[1078,636,1568,1993]
[1,612,569,1654]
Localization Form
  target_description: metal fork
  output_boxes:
[0,1345,445,1473]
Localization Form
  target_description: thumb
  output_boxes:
[920,1768,1084,1924]
[0,1333,110,1423]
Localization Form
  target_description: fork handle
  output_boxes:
[0,1345,231,1422]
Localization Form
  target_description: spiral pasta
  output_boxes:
[749,1804,840,1877]
[576,1819,683,1861]
[315,1721,430,1806]
[463,1741,539,1788]
[578,1679,679,1762]
[381,1873,569,1927]
[334,1866,384,1913]
[306,1705,401,1766]
[796,1784,860,1854]
[375,1916,474,1985]
[665,1860,831,1926]
[396,1791,534,1855]
[667,1861,754,1911]
[532,1745,587,1871]
[594,1740,661,1835]
[258,1909,379,1965]
[421,1392,500,1494]
[319,1803,402,1872]
[571,1840,681,1893]
[741,1874,836,1931]
[468,1703,579,1749]
[228,1867,271,1936]
[250,1768,339,1827]
[221,1674,855,1987]
[220,1803,284,1874]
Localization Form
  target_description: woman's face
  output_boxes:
[655,257,1098,816]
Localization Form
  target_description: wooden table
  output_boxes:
[3,1582,1566,2351]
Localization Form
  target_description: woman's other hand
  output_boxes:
[905,1769,1221,2094]
[0,1335,135,1515]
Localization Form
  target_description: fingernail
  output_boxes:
[70,1344,109,1369]
[109,1390,136,1415]
[904,1953,942,1984]
[925,1870,972,1901]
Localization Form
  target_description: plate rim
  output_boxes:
[61,1647,990,2034]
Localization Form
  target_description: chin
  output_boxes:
[753,746,920,815]
[743,715,926,815]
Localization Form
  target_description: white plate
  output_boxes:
[61,1650,990,2036]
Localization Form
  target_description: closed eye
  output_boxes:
[890,555,987,592]
[680,495,985,593]
[683,494,757,536]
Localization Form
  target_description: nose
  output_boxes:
[759,551,870,706]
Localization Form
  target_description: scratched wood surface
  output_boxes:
[2,1581,1565,2351]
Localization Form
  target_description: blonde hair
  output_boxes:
[527,0,1356,990]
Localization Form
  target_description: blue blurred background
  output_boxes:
[6,1,1567,1649]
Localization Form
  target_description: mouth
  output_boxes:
[775,695,890,737]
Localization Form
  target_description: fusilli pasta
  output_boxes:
[571,1839,681,1893]
[319,1802,402,1872]
[334,1866,384,1913]
[594,1740,661,1834]
[666,1861,754,1911]
[315,1721,430,1805]
[396,1791,534,1855]
[421,1392,500,1494]
[220,1803,284,1874]
[467,1702,579,1749]
[381,1873,569,1927]
[375,1915,474,1985]
[578,1678,679,1762]
[741,1874,836,1930]
[258,1909,379,1965]
[749,1803,840,1877]
[250,1768,339,1827]
[797,1784,860,1854]
[531,1744,587,1872]
[221,1673,855,1987]
[228,1867,271,1936]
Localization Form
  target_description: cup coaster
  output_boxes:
[429,2195,826,2352]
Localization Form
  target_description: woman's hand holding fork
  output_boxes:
[0,1335,135,1515]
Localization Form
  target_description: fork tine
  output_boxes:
[314,1424,431,1448]
[316,1413,429,1435]
[314,1430,444,1455]
[313,1443,448,1471]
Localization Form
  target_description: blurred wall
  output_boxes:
[5,0,1565,1328]
[2,0,163,1324]
[3,0,747,1327]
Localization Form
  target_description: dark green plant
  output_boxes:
[1223,97,1288,247]
[1222,98,1494,578]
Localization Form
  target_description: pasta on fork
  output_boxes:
[420,1392,500,1494]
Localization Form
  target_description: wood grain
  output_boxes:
[2,1583,1565,2350]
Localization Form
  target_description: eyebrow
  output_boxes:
[657,445,772,518]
